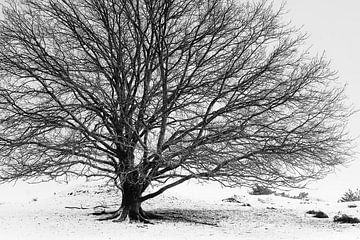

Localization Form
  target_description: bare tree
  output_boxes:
[0,0,353,222]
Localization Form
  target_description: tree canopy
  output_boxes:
[0,0,353,222]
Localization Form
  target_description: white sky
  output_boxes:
[277,0,360,199]
[0,0,360,201]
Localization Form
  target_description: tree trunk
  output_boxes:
[97,178,160,223]
[117,180,146,222]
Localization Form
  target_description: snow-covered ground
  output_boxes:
[1,181,360,240]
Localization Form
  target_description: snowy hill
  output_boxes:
[1,181,360,239]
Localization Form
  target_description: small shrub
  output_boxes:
[222,196,251,206]
[334,214,360,224]
[275,191,309,199]
[313,211,329,218]
[249,184,274,195]
[297,192,309,199]
[306,210,328,218]
[276,192,290,198]
[339,188,360,202]
[222,197,241,203]
[266,207,277,210]
[241,203,251,207]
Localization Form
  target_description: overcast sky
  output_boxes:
[284,0,360,102]
[0,0,359,200]
[276,0,360,199]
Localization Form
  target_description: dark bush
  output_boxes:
[306,210,328,218]
[249,184,274,195]
[313,211,329,218]
[334,214,360,224]
[306,210,317,214]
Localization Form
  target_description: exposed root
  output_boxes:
[95,206,153,224]
[93,206,220,226]
[128,213,153,224]
[94,207,124,221]
[112,207,130,222]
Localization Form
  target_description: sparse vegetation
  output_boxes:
[339,189,360,202]
[222,196,242,203]
[249,184,275,195]
[276,191,309,200]
[222,196,251,206]
[334,214,360,224]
